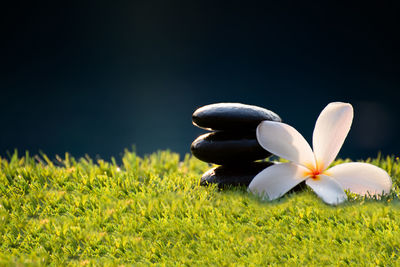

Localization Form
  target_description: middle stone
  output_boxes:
[191,131,271,165]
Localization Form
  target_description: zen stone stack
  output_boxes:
[191,103,282,188]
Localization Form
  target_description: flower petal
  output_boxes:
[257,121,316,169]
[248,162,308,200]
[327,162,392,196]
[306,175,347,205]
[312,102,353,170]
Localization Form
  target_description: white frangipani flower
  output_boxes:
[248,102,392,205]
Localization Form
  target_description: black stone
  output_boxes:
[192,103,281,131]
[200,162,308,192]
[200,162,274,188]
[191,131,271,165]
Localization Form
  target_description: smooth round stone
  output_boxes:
[200,162,274,188]
[191,131,271,165]
[192,103,281,131]
[200,162,307,192]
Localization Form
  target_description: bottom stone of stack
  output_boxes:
[200,162,273,188]
[200,162,306,192]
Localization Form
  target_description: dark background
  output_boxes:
[1,1,399,161]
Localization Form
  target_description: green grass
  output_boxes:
[1,150,400,266]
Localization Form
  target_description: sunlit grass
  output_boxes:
[1,150,400,265]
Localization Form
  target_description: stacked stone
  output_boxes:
[191,103,282,188]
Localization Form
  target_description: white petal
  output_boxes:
[312,102,353,170]
[257,121,316,169]
[327,162,392,196]
[306,175,347,205]
[248,162,308,200]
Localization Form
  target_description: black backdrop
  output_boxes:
[1,1,400,161]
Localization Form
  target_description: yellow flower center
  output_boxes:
[304,161,326,180]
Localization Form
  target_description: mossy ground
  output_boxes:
[1,150,400,265]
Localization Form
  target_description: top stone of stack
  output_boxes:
[192,103,282,131]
